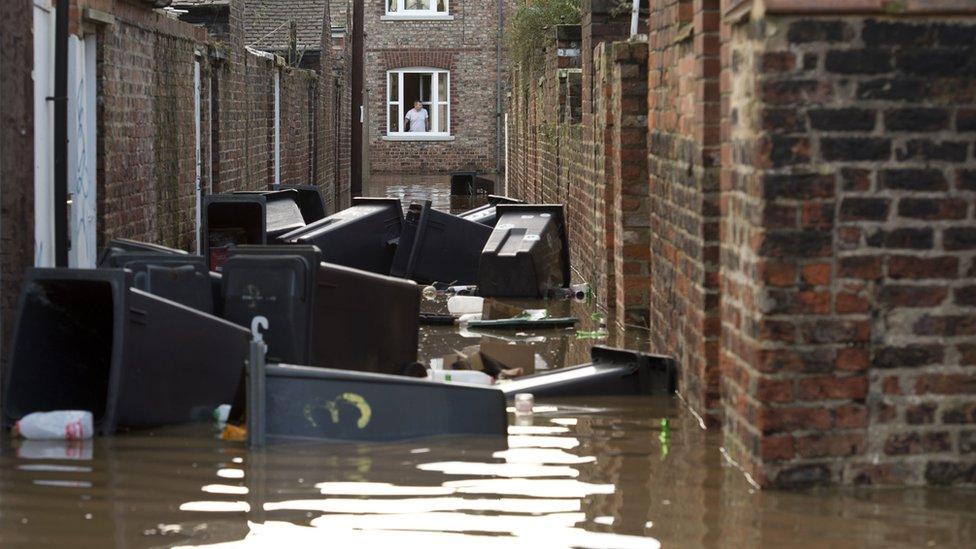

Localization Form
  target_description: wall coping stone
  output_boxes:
[726,0,976,19]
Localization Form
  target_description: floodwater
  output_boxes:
[0,175,974,547]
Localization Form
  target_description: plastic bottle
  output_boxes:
[14,411,94,440]
[514,393,534,416]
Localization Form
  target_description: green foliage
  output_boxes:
[507,0,582,74]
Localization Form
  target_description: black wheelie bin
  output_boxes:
[390,200,492,285]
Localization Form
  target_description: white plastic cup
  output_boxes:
[514,393,534,416]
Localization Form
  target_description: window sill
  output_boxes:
[381,14,454,21]
[383,134,455,142]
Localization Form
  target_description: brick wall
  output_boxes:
[721,6,976,488]
[0,0,35,366]
[647,0,723,424]
[508,0,976,487]
[364,0,501,173]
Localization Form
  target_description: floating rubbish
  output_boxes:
[467,316,578,330]
[659,418,671,459]
[447,295,484,315]
[575,329,608,340]
[499,346,677,398]
[514,394,534,416]
[422,285,438,300]
[213,405,232,423]
[13,411,93,440]
[427,369,494,386]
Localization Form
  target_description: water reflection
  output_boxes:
[1,399,974,547]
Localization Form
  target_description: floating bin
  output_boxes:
[272,184,328,223]
[230,189,309,239]
[499,346,677,398]
[249,363,507,443]
[281,197,403,275]
[115,254,215,314]
[221,246,321,365]
[312,262,420,375]
[98,238,187,268]
[3,268,250,434]
[450,172,495,196]
[221,246,420,375]
[458,195,525,227]
[477,204,571,298]
[391,200,493,285]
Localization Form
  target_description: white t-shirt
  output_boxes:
[405,108,429,133]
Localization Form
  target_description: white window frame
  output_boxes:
[384,0,450,18]
[386,68,451,139]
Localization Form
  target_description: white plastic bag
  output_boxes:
[15,411,94,440]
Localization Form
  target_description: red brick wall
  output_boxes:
[647,0,723,424]
[721,7,976,488]
[363,0,501,174]
[0,0,36,365]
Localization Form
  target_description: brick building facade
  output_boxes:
[507,0,976,487]
[0,0,346,367]
[364,0,505,174]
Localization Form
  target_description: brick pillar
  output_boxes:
[647,0,723,423]
[214,0,247,192]
[720,0,976,487]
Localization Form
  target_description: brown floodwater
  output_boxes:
[0,176,973,547]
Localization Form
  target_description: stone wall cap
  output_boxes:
[729,0,976,16]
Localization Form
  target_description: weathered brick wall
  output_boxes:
[244,53,274,189]
[95,4,208,250]
[721,6,976,487]
[0,0,36,365]
[647,0,723,423]
[280,68,319,186]
[363,0,500,173]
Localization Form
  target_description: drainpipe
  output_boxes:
[496,0,503,175]
[630,0,641,38]
[53,0,69,266]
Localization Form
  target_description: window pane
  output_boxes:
[436,0,446,12]
[437,104,448,133]
[437,73,447,102]
[389,103,400,133]
[405,0,431,10]
[388,73,398,102]
[388,0,397,12]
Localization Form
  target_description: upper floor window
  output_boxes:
[387,0,448,16]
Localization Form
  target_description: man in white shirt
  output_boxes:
[405,101,429,133]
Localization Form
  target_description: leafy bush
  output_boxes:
[507,0,582,73]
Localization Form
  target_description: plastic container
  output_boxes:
[203,194,267,272]
[14,411,93,440]
[390,200,493,285]
[514,393,534,416]
[229,189,310,239]
[114,254,215,313]
[458,195,525,227]
[477,204,571,298]
[499,346,677,398]
[246,363,507,442]
[447,295,484,315]
[271,184,328,223]
[221,246,420,375]
[450,172,495,196]
[222,246,321,365]
[428,369,494,386]
[3,268,250,434]
[97,238,187,268]
[281,197,403,275]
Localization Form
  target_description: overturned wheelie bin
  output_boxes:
[221,245,420,374]
[499,346,677,398]
[98,238,188,268]
[458,195,525,227]
[203,190,310,272]
[478,204,572,298]
[270,184,329,223]
[2,268,250,435]
[111,254,218,314]
[280,197,403,275]
[244,320,508,445]
[391,200,493,285]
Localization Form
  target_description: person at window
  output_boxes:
[405,101,429,133]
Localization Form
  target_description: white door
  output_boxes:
[67,34,97,267]
[33,0,55,267]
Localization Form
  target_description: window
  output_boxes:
[386,0,448,16]
[387,68,450,137]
